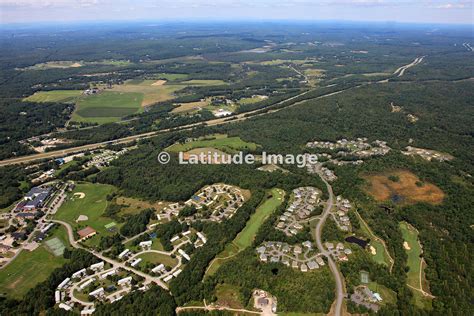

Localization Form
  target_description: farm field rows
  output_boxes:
[72,91,143,124]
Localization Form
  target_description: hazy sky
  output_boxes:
[0,0,473,25]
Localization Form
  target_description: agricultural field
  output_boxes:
[166,134,258,153]
[399,221,432,309]
[110,79,183,107]
[363,170,444,205]
[53,182,117,245]
[0,226,69,299]
[23,90,83,103]
[72,91,143,124]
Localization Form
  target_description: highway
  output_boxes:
[0,85,357,167]
[314,166,346,316]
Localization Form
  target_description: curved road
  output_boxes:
[314,167,346,316]
[51,219,169,290]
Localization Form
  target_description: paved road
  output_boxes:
[52,219,169,290]
[0,86,356,167]
[314,167,345,316]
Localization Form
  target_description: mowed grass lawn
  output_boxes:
[355,211,392,267]
[54,182,116,240]
[234,188,285,249]
[137,252,178,268]
[0,226,69,299]
[166,134,258,153]
[23,90,83,103]
[72,91,143,124]
[399,221,432,309]
[206,188,284,276]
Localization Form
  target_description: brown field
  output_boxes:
[151,79,167,86]
[363,170,444,205]
[171,100,209,113]
[116,196,170,215]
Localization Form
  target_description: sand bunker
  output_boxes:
[364,170,444,205]
[151,79,167,86]
[370,245,377,255]
[76,215,89,222]
[73,192,85,199]
[403,241,411,250]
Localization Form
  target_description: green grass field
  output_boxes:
[399,221,432,309]
[368,282,397,306]
[0,226,69,299]
[177,79,227,86]
[24,90,83,103]
[205,189,284,276]
[166,134,258,153]
[137,252,178,268]
[154,73,189,81]
[54,182,116,243]
[355,211,392,267]
[234,188,284,249]
[72,91,143,124]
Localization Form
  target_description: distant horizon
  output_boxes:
[0,0,472,26]
[1,18,472,29]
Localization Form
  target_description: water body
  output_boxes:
[345,236,369,248]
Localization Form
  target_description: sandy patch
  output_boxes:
[403,241,411,250]
[71,62,82,68]
[151,79,167,86]
[76,215,89,222]
[363,170,444,205]
[370,245,377,255]
[23,242,39,251]
[73,192,85,199]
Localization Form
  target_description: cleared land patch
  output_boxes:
[23,90,83,103]
[166,134,258,153]
[172,100,209,114]
[20,60,132,70]
[363,170,444,205]
[72,91,143,124]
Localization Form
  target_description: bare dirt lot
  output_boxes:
[363,170,444,205]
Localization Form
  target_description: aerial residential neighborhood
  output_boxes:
[0,3,472,315]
